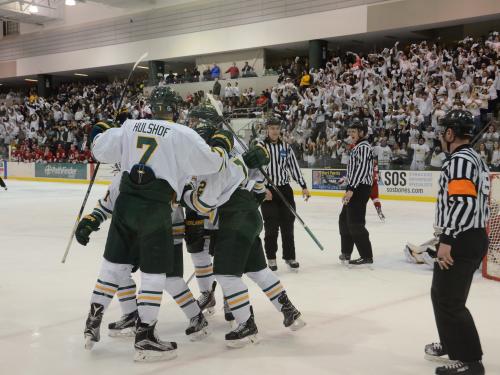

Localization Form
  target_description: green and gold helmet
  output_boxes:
[188,105,222,128]
[149,86,182,119]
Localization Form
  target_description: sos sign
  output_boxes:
[381,171,407,186]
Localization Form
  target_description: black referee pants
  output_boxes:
[261,184,296,261]
[431,228,488,362]
[338,184,373,259]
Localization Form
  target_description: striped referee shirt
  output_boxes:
[435,144,490,245]
[346,139,374,191]
[262,138,307,188]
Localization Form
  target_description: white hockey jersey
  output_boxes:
[183,155,265,222]
[92,119,229,196]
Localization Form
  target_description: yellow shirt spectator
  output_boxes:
[300,73,311,87]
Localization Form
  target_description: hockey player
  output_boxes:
[85,87,234,362]
[182,128,305,348]
[76,171,209,342]
[403,227,440,269]
[0,175,6,190]
[370,160,385,221]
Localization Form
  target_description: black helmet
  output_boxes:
[265,116,282,127]
[149,87,181,118]
[348,117,368,134]
[441,109,474,138]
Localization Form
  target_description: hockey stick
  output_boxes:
[206,94,324,251]
[61,52,149,264]
[471,119,495,146]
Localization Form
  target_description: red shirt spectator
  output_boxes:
[33,147,44,162]
[68,146,80,164]
[55,144,66,162]
[81,147,93,163]
[23,150,33,162]
[44,147,54,163]
[225,63,240,79]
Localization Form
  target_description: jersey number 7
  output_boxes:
[137,136,158,164]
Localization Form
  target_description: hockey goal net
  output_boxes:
[484,173,500,281]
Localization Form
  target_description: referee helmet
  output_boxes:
[440,109,475,139]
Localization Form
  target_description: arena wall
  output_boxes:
[5,162,439,202]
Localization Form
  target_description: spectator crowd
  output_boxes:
[250,32,500,170]
[1,31,500,172]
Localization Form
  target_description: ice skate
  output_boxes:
[339,253,351,265]
[348,257,373,269]
[108,310,138,337]
[134,320,177,362]
[268,259,277,271]
[185,312,210,341]
[197,281,217,316]
[435,361,485,375]
[223,300,237,328]
[84,303,104,350]
[376,206,385,222]
[424,342,450,363]
[285,259,299,273]
[225,315,259,348]
[278,292,305,331]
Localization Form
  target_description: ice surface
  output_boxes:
[0,180,499,375]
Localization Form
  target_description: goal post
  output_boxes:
[483,172,500,281]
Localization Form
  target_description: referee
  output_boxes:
[261,117,310,272]
[339,119,374,267]
[425,110,488,375]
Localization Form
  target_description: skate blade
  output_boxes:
[84,336,96,350]
[108,327,135,338]
[225,334,259,349]
[347,264,373,270]
[424,354,454,364]
[134,349,177,362]
[289,318,306,331]
[287,266,299,273]
[188,327,210,342]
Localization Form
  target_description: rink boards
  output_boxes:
[3,161,440,202]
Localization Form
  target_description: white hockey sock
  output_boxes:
[246,268,284,312]
[117,276,137,315]
[164,277,200,320]
[191,248,215,292]
[90,259,133,310]
[216,275,251,324]
[137,272,165,325]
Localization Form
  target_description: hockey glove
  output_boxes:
[75,213,102,246]
[243,144,270,169]
[90,121,114,143]
[209,130,234,154]
[184,208,205,253]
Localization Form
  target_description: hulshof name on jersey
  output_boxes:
[132,121,170,137]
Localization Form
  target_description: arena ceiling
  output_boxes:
[84,0,204,9]
[0,0,64,24]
